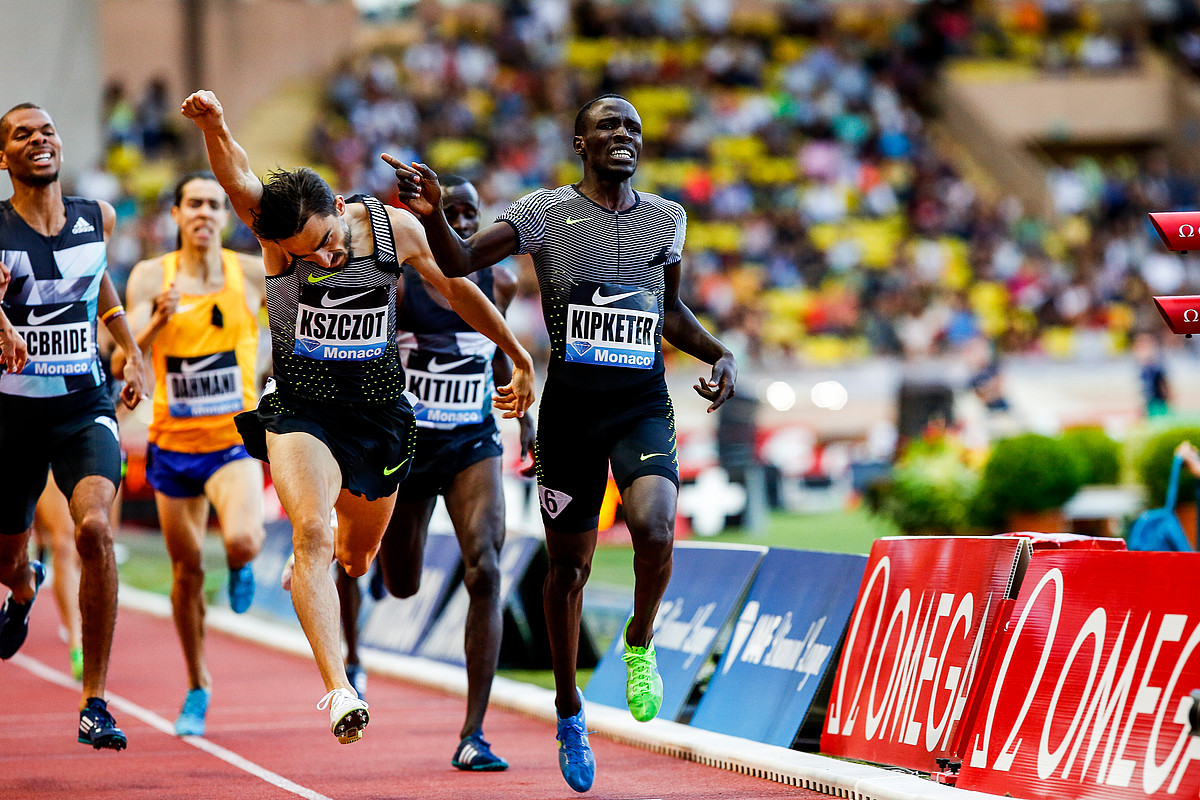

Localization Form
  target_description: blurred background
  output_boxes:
[10,0,1200,555]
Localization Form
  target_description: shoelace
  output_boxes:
[86,705,116,727]
[622,649,656,693]
[556,719,595,757]
[316,688,369,711]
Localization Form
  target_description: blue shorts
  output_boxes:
[146,442,252,499]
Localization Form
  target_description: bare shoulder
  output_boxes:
[385,204,429,259]
[125,256,166,303]
[97,199,117,238]
[237,252,267,282]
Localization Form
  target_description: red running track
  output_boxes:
[1,596,830,800]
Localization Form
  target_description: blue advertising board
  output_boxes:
[359,532,462,655]
[585,542,766,722]
[689,549,867,747]
[416,535,544,665]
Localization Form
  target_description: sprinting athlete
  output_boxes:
[336,175,534,771]
[0,103,148,751]
[388,94,737,792]
[181,90,535,745]
[117,171,267,736]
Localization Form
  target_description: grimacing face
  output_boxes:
[172,178,230,250]
[277,208,352,271]
[1,107,62,187]
[575,99,642,181]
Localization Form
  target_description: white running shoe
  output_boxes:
[317,688,369,744]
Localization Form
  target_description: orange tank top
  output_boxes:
[148,250,258,452]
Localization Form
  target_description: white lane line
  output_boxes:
[12,653,333,800]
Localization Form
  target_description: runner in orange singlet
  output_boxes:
[118,171,267,736]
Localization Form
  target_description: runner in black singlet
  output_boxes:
[336,176,532,771]
[387,94,737,792]
[0,103,148,751]
[181,90,535,745]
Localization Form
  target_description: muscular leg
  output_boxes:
[35,477,81,656]
[0,530,36,606]
[377,498,435,599]
[265,431,350,692]
[619,475,677,649]
[442,456,505,740]
[205,458,265,572]
[70,475,119,708]
[157,491,211,690]
[543,525,597,719]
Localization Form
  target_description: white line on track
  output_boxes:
[12,653,334,800]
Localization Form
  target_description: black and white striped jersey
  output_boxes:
[263,194,405,405]
[499,185,685,391]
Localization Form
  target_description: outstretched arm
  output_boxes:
[382,155,518,277]
[662,262,736,413]
[180,91,264,231]
[390,208,535,417]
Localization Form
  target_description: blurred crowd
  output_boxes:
[71,0,1200,380]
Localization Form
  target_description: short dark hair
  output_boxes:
[0,102,44,143]
[574,94,629,136]
[251,167,337,242]
[440,174,469,188]
[173,170,219,207]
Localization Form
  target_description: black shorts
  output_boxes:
[395,417,503,503]
[534,377,678,533]
[0,386,122,535]
[235,385,417,502]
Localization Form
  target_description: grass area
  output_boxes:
[588,508,897,588]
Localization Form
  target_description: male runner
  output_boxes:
[0,103,148,751]
[181,90,535,744]
[117,171,268,736]
[389,94,737,791]
[337,175,534,771]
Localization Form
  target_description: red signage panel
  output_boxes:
[1152,295,1200,336]
[958,551,1200,800]
[820,536,1027,771]
[1148,211,1200,252]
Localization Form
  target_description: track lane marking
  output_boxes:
[12,653,334,800]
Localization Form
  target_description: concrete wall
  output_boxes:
[98,0,357,135]
[0,0,103,184]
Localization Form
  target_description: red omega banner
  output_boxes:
[958,551,1200,800]
[820,536,1028,771]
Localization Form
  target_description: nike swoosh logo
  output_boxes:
[592,288,641,306]
[176,304,198,314]
[307,272,336,283]
[383,458,409,476]
[320,290,373,308]
[565,217,590,225]
[640,452,671,461]
[26,305,73,325]
[181,354,223,374]
[426,356,474,373]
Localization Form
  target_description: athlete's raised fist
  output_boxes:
[381,154,440,217]
[180,91,224,129]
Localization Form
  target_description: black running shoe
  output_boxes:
[0,560,45,659]
[78,697,128,751]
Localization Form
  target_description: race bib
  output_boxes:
[165,350,243,418]
[294,284,389,362]
[10,301,94,376]
[565,282,658,369]
[405,350,491,428]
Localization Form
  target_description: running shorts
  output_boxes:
[533,377,678,533]
[395,417,503,503]
[235,384,417,502]
[146,442,253,499]
[0,386,122,535]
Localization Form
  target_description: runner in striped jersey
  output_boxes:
[387,94,737,792]
[181,90,535,744]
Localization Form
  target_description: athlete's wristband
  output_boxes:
[100,305,125,324]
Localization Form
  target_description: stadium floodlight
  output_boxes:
[1148,211,1200,253]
